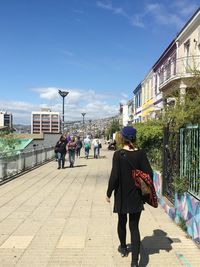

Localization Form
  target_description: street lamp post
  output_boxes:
[89,119,92,134]
[58,90,69,134]
[81,113,86,138]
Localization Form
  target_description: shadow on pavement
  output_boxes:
[79,156,107,159]
[75,164,87,167]
[62,164,87,168]
[139,229,173,267]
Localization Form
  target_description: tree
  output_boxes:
[0,129,21,157]
[106,119,120,140]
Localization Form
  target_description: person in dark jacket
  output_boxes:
[55,135,67,169]
[106,126,153,267]
[76,136,82,158]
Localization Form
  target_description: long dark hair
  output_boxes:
[122,137,137,150]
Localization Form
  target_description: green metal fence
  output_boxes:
[180,124,200,200]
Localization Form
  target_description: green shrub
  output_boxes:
[133,120,163,170]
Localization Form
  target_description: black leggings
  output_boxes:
[118,212,141,262]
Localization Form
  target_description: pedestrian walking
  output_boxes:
[83,135,91,159]
[106,126,153,267]
[92,138,100,158]
[76,136,82,158]
[55,135,67,169]
[67,136,77,167]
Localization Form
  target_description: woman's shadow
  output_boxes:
[138,229,173,266]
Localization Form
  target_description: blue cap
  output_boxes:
[121,126,137,140]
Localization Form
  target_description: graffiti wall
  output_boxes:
[153,171,200,244]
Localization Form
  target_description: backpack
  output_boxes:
[84,143,89,149]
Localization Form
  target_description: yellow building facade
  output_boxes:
[141,70,154,121]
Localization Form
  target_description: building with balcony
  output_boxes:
[131,8,200,122]
[31,108,60,134]
[156,8,200,100]
[0,111,13,128]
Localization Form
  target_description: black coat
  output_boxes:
[107,149,153,214]
[55,140,67,154]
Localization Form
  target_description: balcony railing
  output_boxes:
[159,56,200,86]
[0,146,55,182]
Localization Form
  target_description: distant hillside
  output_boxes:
[13,115,119,135]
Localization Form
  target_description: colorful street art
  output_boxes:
[153,171,200,244]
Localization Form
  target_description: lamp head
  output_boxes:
[58,90,69,97]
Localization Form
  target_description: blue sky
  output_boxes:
[0,0,199,124]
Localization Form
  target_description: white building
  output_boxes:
[31,108,60,134]
[0,111,13,128]
[122,104,129,126]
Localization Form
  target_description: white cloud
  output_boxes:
[131,14,145,28]
[144,3,184,28]
[145,3,161,13]
[97,0,197,30]
[96,1,129,19]
[121,93,128,99]
[1,87,121,124]
[172,0,198,16]
[0,100,35,111]
[32,87,59,100]
[96,1,112,10]
[0,100,37,124]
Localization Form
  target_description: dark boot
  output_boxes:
[131,261,139,267]
[118,245,128,257]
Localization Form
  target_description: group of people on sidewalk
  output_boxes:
[54,134,102,169]
[55,125,156,267]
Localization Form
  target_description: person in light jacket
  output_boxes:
[92,138,100,158]
[83,135,91,159]
[106,126,153,267]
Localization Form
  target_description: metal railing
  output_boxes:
[159,55,200,86]
[0,146,55,182]
[180,124,200,200]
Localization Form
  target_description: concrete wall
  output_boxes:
[24,133,61,151]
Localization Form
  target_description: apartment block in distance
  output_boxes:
[0,111,13,128]
[31,108,60,134]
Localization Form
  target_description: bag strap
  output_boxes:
[120,150,137,170]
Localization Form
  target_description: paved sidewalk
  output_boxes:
[0,147,199,267]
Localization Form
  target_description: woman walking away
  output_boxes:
[83,135,91,159]
[92,138,100,158]
[106,126,153,267]
[55,135,67,169]
[76,136,82,158]
[67,136,77,167]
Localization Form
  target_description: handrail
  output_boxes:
[0,146,55,181]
